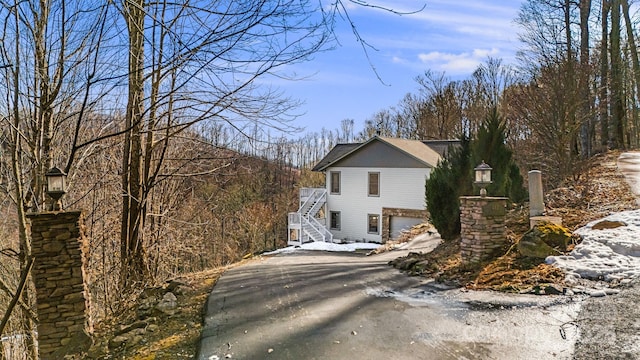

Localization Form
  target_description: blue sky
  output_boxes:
[280,0,524,136]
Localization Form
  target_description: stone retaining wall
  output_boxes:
[459,197,507,264]
[27,211,93,359]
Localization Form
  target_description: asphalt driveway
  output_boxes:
[197,235,579,360]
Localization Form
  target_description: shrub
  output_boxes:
[426,136,472,240]
[426,107,527,240]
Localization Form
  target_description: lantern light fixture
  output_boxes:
[45,166,67,210]
[474,161,492,197]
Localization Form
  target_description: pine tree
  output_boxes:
[426,108,526,240]
[425,136,471,240]
[472,107,526,200]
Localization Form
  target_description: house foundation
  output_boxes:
[27,211,93,358]
[459,197,508,264]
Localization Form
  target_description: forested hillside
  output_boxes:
[2,0,640,358]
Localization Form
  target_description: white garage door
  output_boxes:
[390,216,423,239]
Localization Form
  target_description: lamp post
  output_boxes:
[474,161,492,197]
[45,166,67,211]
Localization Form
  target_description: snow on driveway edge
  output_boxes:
[546,210,640,284]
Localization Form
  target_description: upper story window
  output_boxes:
[368,172,380,197]
[330,171,341,194]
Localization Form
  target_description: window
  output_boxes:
[368,214,380,234]
[368,172,380,197]
[330,171,341,194]
[330,211,341,230]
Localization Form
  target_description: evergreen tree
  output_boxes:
[472,107,526,200]
[425,136,471,240]
[507,163,529,203]
[426,108,527,240]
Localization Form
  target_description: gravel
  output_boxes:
[572,279,640,359]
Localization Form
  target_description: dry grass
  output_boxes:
[89,266,231,359]
[545,151,637,230]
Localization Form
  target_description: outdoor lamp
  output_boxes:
[45,166,67,210]
[474,161,492,197]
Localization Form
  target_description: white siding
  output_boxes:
[325,166,430,242]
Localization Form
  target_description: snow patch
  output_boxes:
[264,241,381,255]
[546,210,640,283]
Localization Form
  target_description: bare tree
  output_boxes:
[610,0,625,149]
[621,0,640,147]
[414,70,463,139]
[578,0,592,157]
[114,0,417,287]
[600,0,611,149]
[0,1,111,356]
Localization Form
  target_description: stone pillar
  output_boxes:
[27,211,93,359]
[528,170,544,217]
[459,196,508,264]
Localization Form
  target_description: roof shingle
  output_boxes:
[312,135,445,171]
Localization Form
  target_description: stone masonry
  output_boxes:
[27,211,93,359]
[381,207,430,243]
[459,196,508,264]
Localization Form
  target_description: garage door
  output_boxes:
[390,216,423,239]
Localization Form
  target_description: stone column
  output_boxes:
[528,170,544,217]
[459,196,508,264]
[27,211,93,359]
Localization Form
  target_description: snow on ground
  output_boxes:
[264,241,381,255]
[546,210,640,284]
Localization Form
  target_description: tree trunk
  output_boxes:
[120,0,147,289]
[561,0,581,159]
[621,0,640,147]
[610,0,625,149]
[579,0,592,158]
[600,0,610,149]
[8,4,38,357]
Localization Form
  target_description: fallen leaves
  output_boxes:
[391,151,637,294]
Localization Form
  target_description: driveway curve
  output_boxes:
[571,152,640,359]
[618,151,640,203]
[197,235,578,360]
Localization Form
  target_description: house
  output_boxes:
[288,135,451,245]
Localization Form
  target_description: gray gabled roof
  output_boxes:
[422,139,461,157]
[312,135,443,172]
[311,143,360,172]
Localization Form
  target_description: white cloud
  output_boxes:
[391,56,406,64]
[417,48,502,74]
[417,51,456,62]
[472,47,500,57]
[441,58,482,73]
[335,1,521,78]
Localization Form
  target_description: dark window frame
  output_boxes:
[368,172,380,197]
[330,211,341,230]
[368,213,380,234]
[330,171,341,194]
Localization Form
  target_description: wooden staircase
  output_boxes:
[287,188,332,245]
